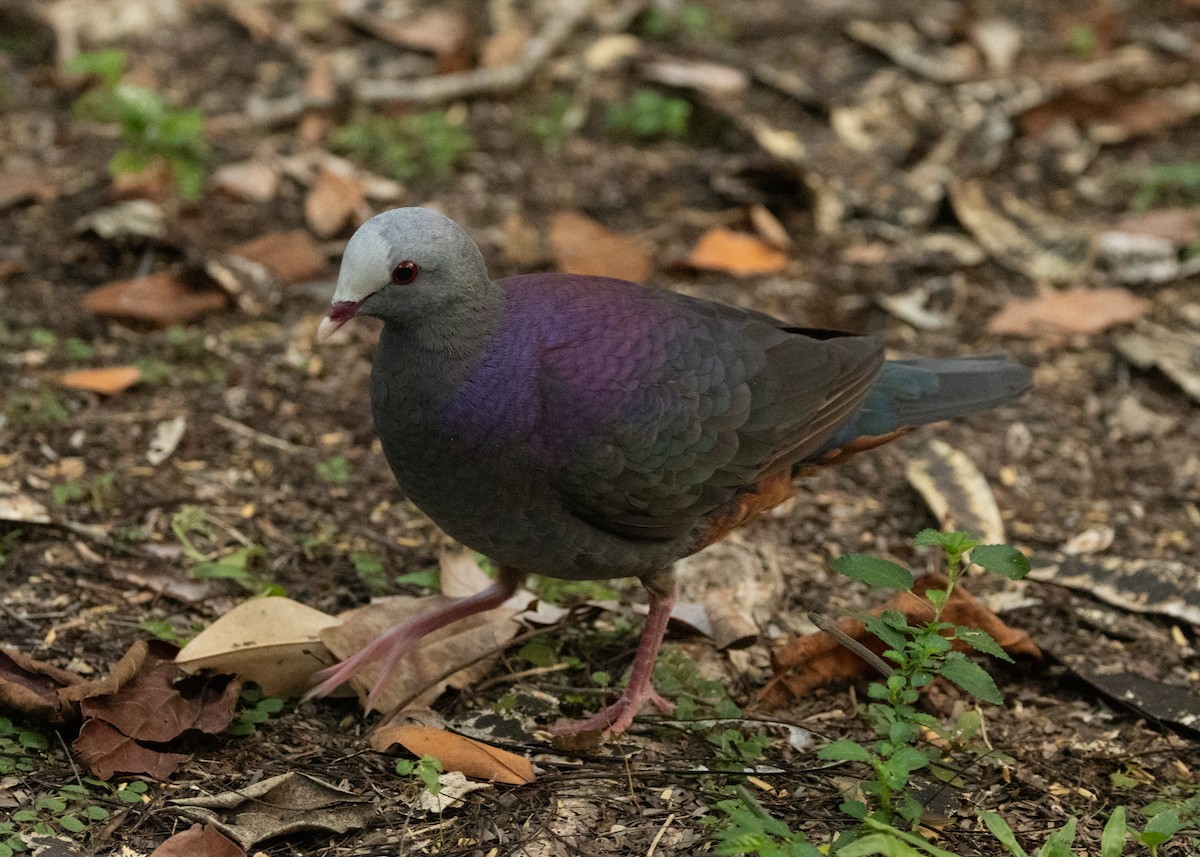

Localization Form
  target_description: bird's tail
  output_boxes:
[824,356,1032,451]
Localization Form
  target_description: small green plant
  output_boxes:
[227,687,285,737]
[67,50,209,198]
[395,754,443,796]
[316,456,351,485]
[1066,23,1099,59]
[530,576,619,605]
[1,721,119,852]
[0,529,21,568]
[1129,162,1200,211]
[350,548,387,595]
[714,786,822,857]
[52,472,116,510]
[526,91,575,149]
[4,390,70,428]
[819,531,1029,825]
[137,619,190,645]
[332,111,473,183]
[171,506,280,595]
[605,89,692,141]
[394,566,441,590]
[638,3,721,41]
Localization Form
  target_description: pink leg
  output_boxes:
[551,570,677,736]
[304,565,523,711]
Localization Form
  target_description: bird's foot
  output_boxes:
[302,566,522,711]
[549,685,675,736]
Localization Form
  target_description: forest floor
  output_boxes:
[1,0,1199,855]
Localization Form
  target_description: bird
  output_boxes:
[306,207,1031,735]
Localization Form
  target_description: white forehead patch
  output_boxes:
[332,222,392,303]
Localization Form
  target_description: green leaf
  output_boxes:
[862,614,908,651]
[970,545,1030,580]
[65,49,126,85]
[57,815,85,834]
[831,554,914,589]
[394,568,440,590]
[34,796,65,812]
[10,812,36,824]
[1100,806,1127,857]
[84,805,109,821]
[837,833,926,856]
[914,529,980,554]
[980,811,1029,857]
[954,627,1013,662]
[939,652,1003,705]
[1139,809,1182,846]
[817,739,872,763]
[1035,817,1077,857]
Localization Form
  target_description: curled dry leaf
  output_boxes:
[987,285,1147,338]
[171,772,372,848]
[75,640,241,779]
[760,574,1041,709]
[149,823,246,857]
[147,415,187,465]
[210,160,280,203]
[905,438,1007,544]
[59,366,141,395]
[1117,324,1200,404]
[682,227,789,276]
[0,648,84,723]
[230,230,327,286]
[82,271,228,326]
[548,212,653,284]
[305,168,366,238]
[370,723,535,785]
[175,597,342,697]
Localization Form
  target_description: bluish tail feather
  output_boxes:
[826,356,1032,449]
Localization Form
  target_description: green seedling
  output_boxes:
[638,3,723,41]
[67,50,208,199]
[332,111,473,183]
[4,390,70,428]
[227,687,285,737]
[1129,162,1200,211]
[396,755,443,797]
[605,89,692,141]
[316,456,351,485]
[0,529,21,568]
[52,472,116,510]
[171,506,280,595]
[350,548,388,595]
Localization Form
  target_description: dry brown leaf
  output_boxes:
[0,648,84,723]
[230,230,326,285]
[82,271,228,326]
[336,4,473,74]
[149,823,246,857]
[210,161,280,203]
[481,26,530,68]
[1113,208,1200,245]
[987,285,1147,337]
[176,597,341,697]
[75,718,192,781]
[0,167,57,210]
[370,724,535,784]
[170,772,372,847]
[74,640,240,779]
[305,168,365,238]
[548,212,653,283]
[59,366,141,395]
[760,575,1042,709]
[299,55,336,145]
[682,227,789,276]
[905,438,1007,544]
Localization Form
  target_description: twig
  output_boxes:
[645,813,676,857]
[471,660,572,693]
[356,0,599,104]
[212,414,311,454]
[807,611,896,677]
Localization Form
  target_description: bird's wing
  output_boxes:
[537,292,883,541]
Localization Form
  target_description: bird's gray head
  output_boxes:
[318,207,491,341]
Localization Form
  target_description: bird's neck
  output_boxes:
[380,278,504,382]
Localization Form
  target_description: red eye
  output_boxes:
[390,260,420,285]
